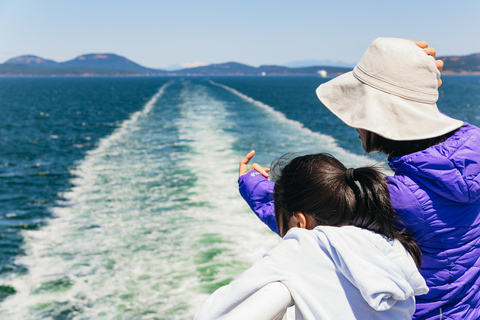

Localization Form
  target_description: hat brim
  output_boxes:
[316,71,463,141]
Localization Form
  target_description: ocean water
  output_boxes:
[0,75,479,319]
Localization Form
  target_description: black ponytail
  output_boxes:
[347,167,422,267]
[272,153,422,268]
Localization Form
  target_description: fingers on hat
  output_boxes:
[411,40,428,49]
[435,59,444,72]
[423,47,437,58]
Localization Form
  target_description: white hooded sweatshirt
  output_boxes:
[194,226,428,320]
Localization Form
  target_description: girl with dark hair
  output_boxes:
[272,153,422,269]
[239,38,480,320]
[195,152,427,320]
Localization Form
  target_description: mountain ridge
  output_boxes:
[1,52,479,76]
[0,54,351,76]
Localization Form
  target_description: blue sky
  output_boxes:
[0,0,479,69]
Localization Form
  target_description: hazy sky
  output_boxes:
[1,0,479,69]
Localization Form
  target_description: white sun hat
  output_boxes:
[316,37,463,141]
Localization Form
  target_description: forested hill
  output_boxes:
[438,53,480,74]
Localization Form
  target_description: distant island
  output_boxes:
[438,53,480,74]
[1,52,479,77]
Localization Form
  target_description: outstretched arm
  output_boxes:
[238,151,278,234]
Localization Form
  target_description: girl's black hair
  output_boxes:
[365,127,462,158]
[272,153,422,268]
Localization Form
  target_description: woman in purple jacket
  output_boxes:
[239,38,480,320]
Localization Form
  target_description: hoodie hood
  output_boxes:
[389,123,480,203]
[310,226,428,311]
[195,225,428,320]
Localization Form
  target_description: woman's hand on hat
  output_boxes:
[239,150,270,178]
[413,40,444,87]
[415,41,444,72]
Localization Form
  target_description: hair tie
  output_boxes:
[345,168,356,184]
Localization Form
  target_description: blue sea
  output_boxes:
[0,75,479,319]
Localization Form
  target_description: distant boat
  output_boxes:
[317,70,328,78]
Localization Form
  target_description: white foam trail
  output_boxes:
[164,80,281,311]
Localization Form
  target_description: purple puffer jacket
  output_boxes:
[238,123,480,320]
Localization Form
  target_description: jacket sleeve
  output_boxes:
[238,171,278,234]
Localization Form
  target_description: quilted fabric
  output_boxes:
[388,123,480,320]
